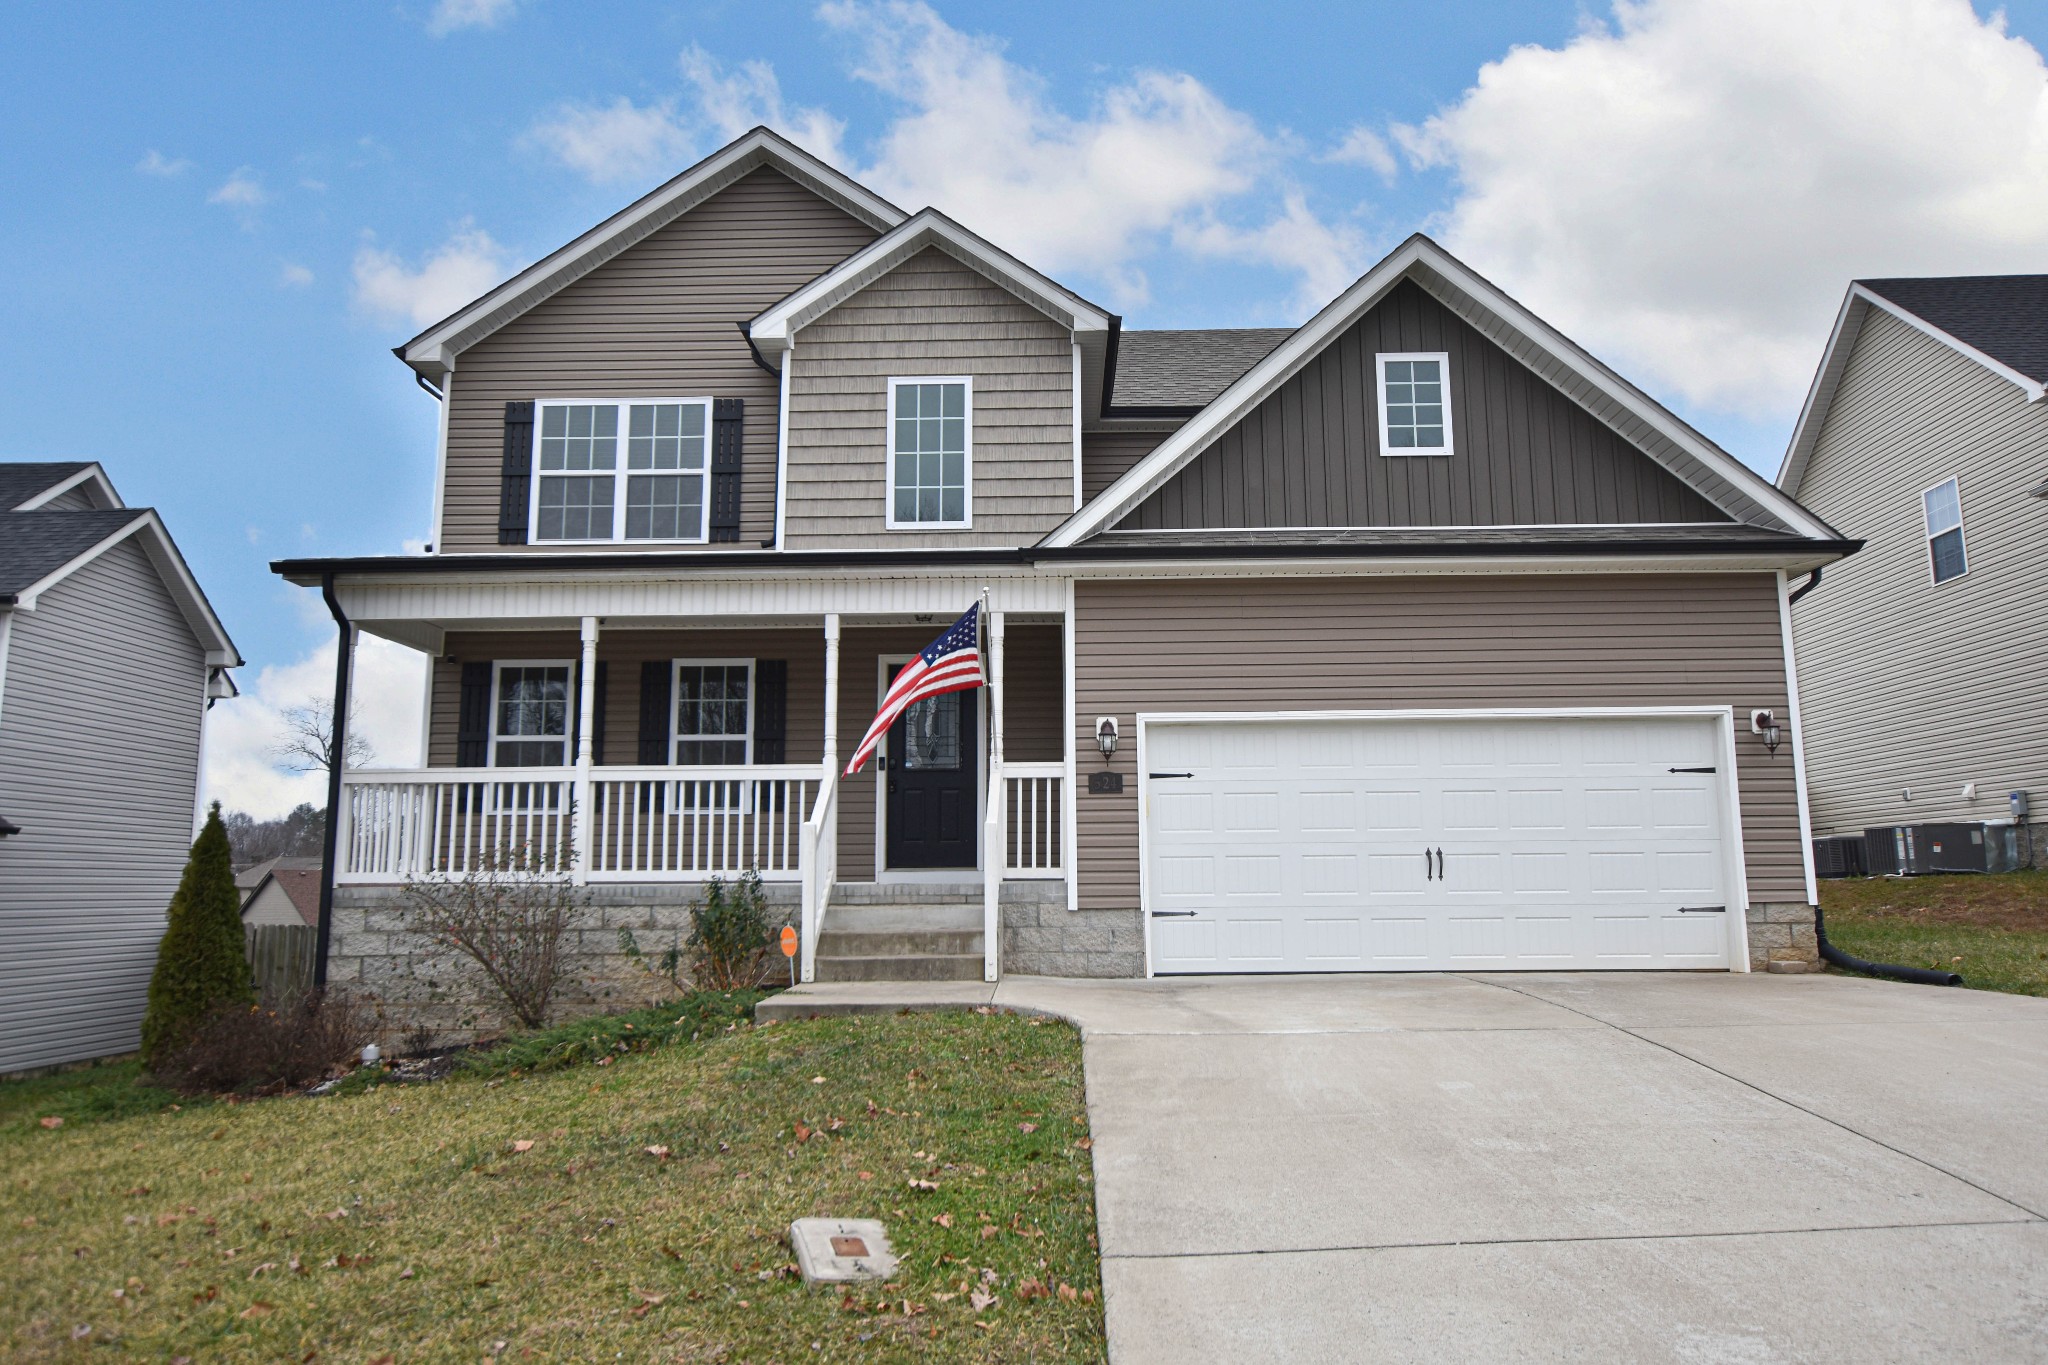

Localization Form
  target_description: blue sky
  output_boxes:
[5,1,2046,814]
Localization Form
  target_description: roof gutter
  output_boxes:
[313,572,353,993]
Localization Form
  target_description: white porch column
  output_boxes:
[821,614,841,769]
[572,615,598,882]
[990,609,1006,765]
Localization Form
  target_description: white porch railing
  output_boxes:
[798,770,840,984]
[335,766,822,884]
[1003,763,1064,877]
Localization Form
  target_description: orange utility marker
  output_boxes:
[780,925,798,987]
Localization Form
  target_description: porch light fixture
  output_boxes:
[1750,709,1782,756]
[1095,717,1119,759]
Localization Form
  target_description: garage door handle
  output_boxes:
[1150,911,1199,918]
[1669,766,1716,773]
[1148,771,1195,779]
[1677,905,1727,913]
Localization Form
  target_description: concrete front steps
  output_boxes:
[813,882,988,982]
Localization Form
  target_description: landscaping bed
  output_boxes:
[1821,868,2048,998]
[1,1006,1105,1361]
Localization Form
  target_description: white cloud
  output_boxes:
[352,223,515,328]
[1399,0,2048,418]
[136,149,191,177]
[679,43,847,163]
[207,168,267,209]
[1175,192,1369,310]
[1326,125,1397,178]
[202,634,428,821]
[428,0,516,36]
[279,262,314,287]
[523,96,694,184]
[816,0,1361,308]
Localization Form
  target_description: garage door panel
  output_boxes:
[1145,714,1733,974]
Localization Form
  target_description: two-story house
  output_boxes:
[1779,275,2048,863]
[276,127,1853,1008]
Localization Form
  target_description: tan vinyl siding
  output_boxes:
[1072,573,1801,911]
[1123,279,1729,531]
[1789,308,2048,835]
[439,168,879,553]
[1082,429,1172,503]
[784,248,1076,549]
[0,537,206,1073]
[1000,623,1064,763]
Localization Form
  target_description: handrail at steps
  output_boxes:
[799,769,839,985]
[982,759,1005,982]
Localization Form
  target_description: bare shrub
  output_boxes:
[401,848,590,1030]
[158,989,373,1094]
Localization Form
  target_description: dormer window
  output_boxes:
[532,399,711,543]
[1376,353,1453,456]
[887,378,972,528]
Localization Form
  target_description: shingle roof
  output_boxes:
[1109,328,1295,409]
[0,510,147,595]
[0,462,90,511]
[1858,275,2048,385]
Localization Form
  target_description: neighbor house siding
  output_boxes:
[1121,279,1729,530]
[783,248,1077,549]
[1072,573,1802,912]
[1082,429,1173,503]
[1790,307,2048,835]
[0,537,206,1073]
[438,168,880,553]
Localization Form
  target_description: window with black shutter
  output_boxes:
[638,661,672,764]
[456,662,493,765]
[754,660,788,763]
[499,402,535,545]
[709,397,743,542]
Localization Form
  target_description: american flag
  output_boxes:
[845,603,984,776]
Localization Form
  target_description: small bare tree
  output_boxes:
[401,844,589,1030]
[273,700,373,775]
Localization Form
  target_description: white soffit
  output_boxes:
[399,127,907,376]
[1045,234,1839,548]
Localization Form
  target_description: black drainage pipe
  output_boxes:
[1815,906,1962,987]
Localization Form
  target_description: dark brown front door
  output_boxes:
[884,674,979,869]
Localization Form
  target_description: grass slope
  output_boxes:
[2,1010,1104,1362]
[1822,869,2048,998]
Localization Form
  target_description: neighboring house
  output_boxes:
[0,462,240,1073]
[1779,276,2048,852]
[240,866,321,928]
[275,127,1850,1009]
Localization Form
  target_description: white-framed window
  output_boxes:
[531,398,712,544]
[1375,352,1453,456]
[671,659,754,765]
[1923,476,1969,585]
[490,660,573,767]
[886,377,972,528]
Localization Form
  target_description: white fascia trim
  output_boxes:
[401,128,907,374]
[1098,520,1746,534]
[14,462,122,511]
[749,209,1112,354]
[1780,284,2048,495]
[1047,235,1835,547]
[13,511,241,663]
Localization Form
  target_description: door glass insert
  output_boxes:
[902,692,961,770]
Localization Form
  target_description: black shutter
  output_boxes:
[754,660,788,763]
[456,662,492,766]
[709,398,743,543]
[590,661,608,766]
[638,660,672,764]
[499,401,535,545]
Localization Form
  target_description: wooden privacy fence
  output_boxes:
[245,924,316,1002]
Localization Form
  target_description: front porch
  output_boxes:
[331,596,1076,985]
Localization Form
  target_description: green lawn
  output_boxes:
[0,1007,1105,1362]
[1821,868,2048,998]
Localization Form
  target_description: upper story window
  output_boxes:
[533,399,710,543]
[1376,353,1453,456]
[1923,477,1968,584]
[888,378,971,528]
[673,660,753,765]
[492,661,571,766]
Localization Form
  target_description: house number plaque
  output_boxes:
[1088,771,1125,794]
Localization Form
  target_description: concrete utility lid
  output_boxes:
[790,1218,897,1284]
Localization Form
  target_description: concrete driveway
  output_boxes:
[1007,970,2048,1362]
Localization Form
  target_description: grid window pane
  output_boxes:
[1381,358,1449,452]
[1930,527,1967,583]
[891,381,968,523]
[1923,480,1962,536]
[627,402,706,471]
[536,475,614,540]
[625,473,702,540]
[674,664,751,766]
[537,403,615,472]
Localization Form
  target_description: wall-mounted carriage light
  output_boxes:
[1095,716,1119,759]
[1750,708,1783,756]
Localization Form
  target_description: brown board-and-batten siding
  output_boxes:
[438,167,880,553]
[1071,574,1803,912]
[783,247,1077,550]
[1120,280,1730,531]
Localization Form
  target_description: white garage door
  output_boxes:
[1144,714,1736,973]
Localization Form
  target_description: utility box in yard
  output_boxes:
[1862,822,2021,875]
